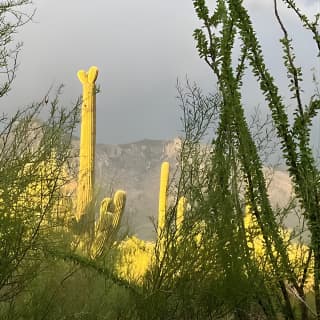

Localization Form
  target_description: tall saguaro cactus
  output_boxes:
[158,161,169,237]
[157,161,169,260]
[76,66,99,222]
[74,66,127,258]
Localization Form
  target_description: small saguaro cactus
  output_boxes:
[76,66,99,223]
[176,196,187,241]
[157,163,190,244]
[91,190,126,259]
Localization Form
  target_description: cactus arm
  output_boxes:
[101,190,126,244]
[99,197,113,217]
[76,66,99,222]
[91,212,113,259]
[98,197,113,234]
[158,161,169,237]
[77,70,87,84]
[91,191,126,259]
[111,190,126,233]
[91,197,112,259]
[88,66,99,83]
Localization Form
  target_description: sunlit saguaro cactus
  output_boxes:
[91,190,127,258]
[176,196,187,241]
[73,66,128,259]
[157,161,169,259]
[158,162,169,236]
[76,66,99,222]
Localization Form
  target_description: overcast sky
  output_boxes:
[2,0,319,145]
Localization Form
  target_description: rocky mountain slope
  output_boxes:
[94,138,182,240]
[73,138,295,240]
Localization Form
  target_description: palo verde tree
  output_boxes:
[0,0,34,98]
[176,0,320,319]
[0,91,80,303]
[0,0,82,303]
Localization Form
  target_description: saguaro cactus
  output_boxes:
[176,196,187,241]
[158,161,169,237]
[157,163,189,242]
[74,67,127,258]
[157,161,169,259]
[76,66,99,222]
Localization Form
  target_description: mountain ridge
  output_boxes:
[72,137,294,240]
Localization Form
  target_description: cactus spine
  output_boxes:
[76,66,99,222]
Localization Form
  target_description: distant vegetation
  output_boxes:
[0,0,319,319]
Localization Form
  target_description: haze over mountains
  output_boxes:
[73,138,295,241]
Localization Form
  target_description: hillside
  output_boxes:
[71,138,295,241]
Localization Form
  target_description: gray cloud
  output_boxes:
[2,0,319,146]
